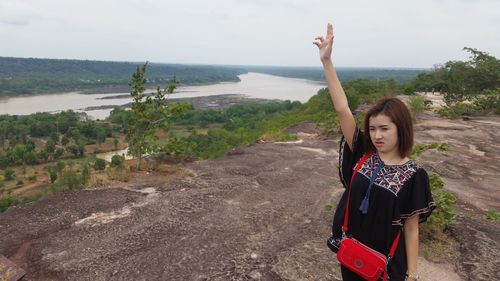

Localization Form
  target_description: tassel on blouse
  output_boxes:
[359,162,385,215]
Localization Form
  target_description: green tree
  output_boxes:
[441,48,499,103]
[12,144,27,165]
[93,158,106,171]
[126,63,189,169]
[110,155,124,167]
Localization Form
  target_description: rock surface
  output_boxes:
[1,114,499,281]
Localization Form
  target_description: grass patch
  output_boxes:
[324,203,333,211]
[411,142,451,160]
[106,166,130,182]
[485,210,500,221]
[420,229,458,262]
[420,171,458,261]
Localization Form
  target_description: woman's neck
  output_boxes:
[377,150,408,165]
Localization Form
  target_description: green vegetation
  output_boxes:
[408,95,431,120]
[126,63,190,169]
[409,48,499,116]
[4,168,15,180]
[324,203,333,211]
[0,56,427,96]
[426,172,457,230]
[0,57,247,96]
[110,155,124,167]
[0,111,112,167]
[420,171,458,261]
[2,48,497,213]
[485,210,500,221]
[243,65,425,83]
[110,78,402,160]
[93,158,106,171]
[410,143,451,160]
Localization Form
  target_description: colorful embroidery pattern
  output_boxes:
[358,153,418,195]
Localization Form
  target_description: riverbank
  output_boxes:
[0,73,324,119]
[85,94,283,112]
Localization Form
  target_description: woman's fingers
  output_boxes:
[313,23,333,48]
[313,36,325,48]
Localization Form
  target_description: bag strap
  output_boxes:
[341,150,402,257]
[342,151,371,233]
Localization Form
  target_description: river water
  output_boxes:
[0,73,325,120]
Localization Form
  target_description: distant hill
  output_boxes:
[0,56,428,96]
[0,57,247,96]
[242,65,428,83]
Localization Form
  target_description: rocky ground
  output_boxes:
[1,112,499,281]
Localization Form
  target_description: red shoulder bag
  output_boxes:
[336,152,401,281]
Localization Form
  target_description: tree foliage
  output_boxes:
[411,48,500,108]
[126,63,189,169]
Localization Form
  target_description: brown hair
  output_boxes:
[363,97,414,157]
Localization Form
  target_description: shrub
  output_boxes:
[324,203,333,211]
[56,161,66,173]
[274,133,298,142]
[408,95,429,119]
[61,170,83,190]
[110,155,124,167]
[437,102,474,118]
[4,168,15,180]
[107,166,130,182]
[0,196,19,213]
[426,172,457,231]
[93,158,106,171]
[81,163,90,185]
[50,170,58,183]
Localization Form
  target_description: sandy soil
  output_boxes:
[1,114,499,280]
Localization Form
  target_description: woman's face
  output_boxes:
[368,114,399,155]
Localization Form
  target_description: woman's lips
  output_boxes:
[374,142,384,147]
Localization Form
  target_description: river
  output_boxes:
[0,73,325,120]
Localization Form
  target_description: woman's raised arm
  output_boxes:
[313,23,356,150]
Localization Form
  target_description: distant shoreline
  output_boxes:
[84,94,283,112]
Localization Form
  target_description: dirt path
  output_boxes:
[0,117,498,280]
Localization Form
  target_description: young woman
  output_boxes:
[313,23,435,281]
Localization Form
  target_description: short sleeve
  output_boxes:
[398,168,436,223]
[338,127,366,189]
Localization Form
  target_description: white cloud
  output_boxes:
[0,1,40,26]
[0,0,498,67]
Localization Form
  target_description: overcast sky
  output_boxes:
[1,0,499,68]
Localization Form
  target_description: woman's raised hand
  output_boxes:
[313,23,334,63]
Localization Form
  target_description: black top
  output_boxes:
[332,128,436,280]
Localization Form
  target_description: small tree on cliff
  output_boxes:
[126,63,188,170]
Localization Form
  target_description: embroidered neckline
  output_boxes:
[358,153,418,196]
